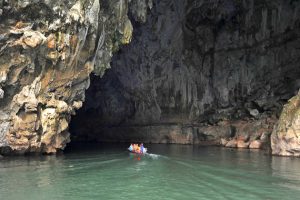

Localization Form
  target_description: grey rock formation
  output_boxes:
[0,87,3,99]
[72,0,300,150]
[249,109,259,118]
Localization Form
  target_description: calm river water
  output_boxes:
[1,144,300,200]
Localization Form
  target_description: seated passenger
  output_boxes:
[128,144,133,151]
[140,143,144,153]
[133,144,138,152]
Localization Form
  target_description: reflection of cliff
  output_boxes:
[0,0,151,154]
[0,156,67,198]
[271,155,300,182]
[72,0,300,153]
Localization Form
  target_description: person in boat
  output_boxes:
[136,144,140,153]
[132,144,138,152]
[128,144,133,151]
[140,143,144,154]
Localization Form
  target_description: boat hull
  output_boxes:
[128,148,147,154]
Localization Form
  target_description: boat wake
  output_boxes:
[145,153,163,159]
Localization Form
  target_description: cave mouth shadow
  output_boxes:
[69,0,300,148]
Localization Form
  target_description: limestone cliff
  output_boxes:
[71,0,300,152]
[271,91,300,156]
[0,0,150,154]
[1,0,300,156]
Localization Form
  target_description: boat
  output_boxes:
[128,144,147,154]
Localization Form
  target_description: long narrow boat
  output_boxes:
[128,145,147,154]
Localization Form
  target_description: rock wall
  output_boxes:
[72,117,275,151]
[71,0,300,151]
[0,0,151,154]
[271,91,300,156]
[1,0,300,155]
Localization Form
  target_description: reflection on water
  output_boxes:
[271,156,300,191]
[1,144,300,200]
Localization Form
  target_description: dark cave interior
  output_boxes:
[70,0,300,145]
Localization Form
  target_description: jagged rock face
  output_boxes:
[0,0,150,154]
[271,91,300,156]
[71,0,300,146]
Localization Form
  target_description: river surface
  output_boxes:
[1,144,300,200]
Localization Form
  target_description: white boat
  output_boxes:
[128,145,147,154]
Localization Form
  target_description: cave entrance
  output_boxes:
[69,0,300,149]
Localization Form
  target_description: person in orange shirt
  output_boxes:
[136,144,140,153]
[133,144,137,152]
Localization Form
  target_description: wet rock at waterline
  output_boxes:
[71,116,275,150]
[0,0,151,154]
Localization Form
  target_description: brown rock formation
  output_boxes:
[225,140,237,148]
[271,91,300,156]
[249,140,262,149]
[237,140,249,149]
[0,0,151,154]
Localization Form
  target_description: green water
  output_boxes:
[1,144,300,200]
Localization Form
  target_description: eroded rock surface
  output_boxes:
[271,91,300,156]
[0,0,150,154]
